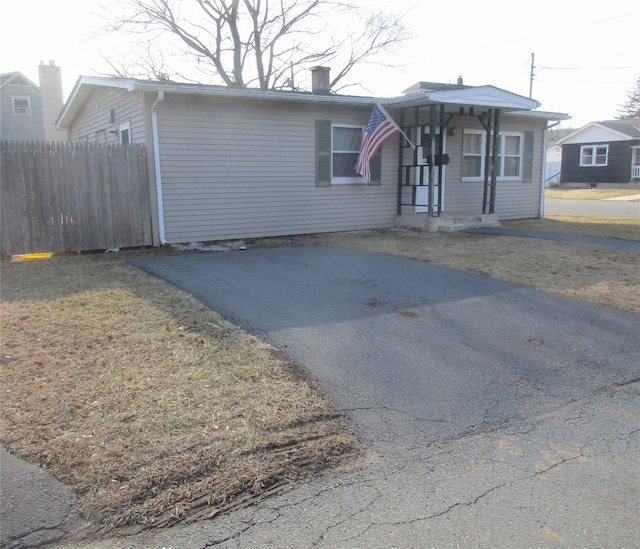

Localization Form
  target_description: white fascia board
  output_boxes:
[557,122,633,144]
[506,110,571,121]
[0,71,40,91]
[130,80,378,106]
[383,85,541,111]
[56,76,137,128]
[430,85,540,110]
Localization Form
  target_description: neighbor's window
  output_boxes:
[580,144,608,166]
[462,130,524,179]
[332,125,364,183]
[13,96,31,116]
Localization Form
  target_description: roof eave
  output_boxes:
[56,76,136,129]
[557,121,636,145]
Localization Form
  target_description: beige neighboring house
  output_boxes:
[0,61,68,142]
[55,70,569,246]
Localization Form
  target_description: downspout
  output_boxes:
[151,92,167,244]
[540,119,562,218]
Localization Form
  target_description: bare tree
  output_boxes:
[104,0,410,91]
[616,76,640,119]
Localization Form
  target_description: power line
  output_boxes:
[538,66,639,70]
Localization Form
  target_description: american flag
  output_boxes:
[356,104,399,182]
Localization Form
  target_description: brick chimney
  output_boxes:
[311,66,331,95]
[38,60,68,141]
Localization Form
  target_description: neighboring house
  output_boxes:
[0,61,67,142]
[55,70,568,246]
[1,72,44,140]
[558,119,640,186]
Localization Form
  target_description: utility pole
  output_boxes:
[529,53,535,98]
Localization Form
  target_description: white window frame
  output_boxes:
[331,124,366,184]
[12,96,31,116]
[119,120,131,145]
[579,144,608,167]
[499,132,524,179]
[462,129,485,179]
[462,130,525,180]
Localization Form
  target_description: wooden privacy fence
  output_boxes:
[1,140,152,256]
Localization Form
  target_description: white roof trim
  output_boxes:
[557,121,634,144]
[0,71,39,91]
[57,76,553,129]
[385,85,541,111]
[57,76,380,128]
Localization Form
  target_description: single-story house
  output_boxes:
[56,69,569,246]
[558,119,640,186]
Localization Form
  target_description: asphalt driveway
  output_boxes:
[131,245,639,457]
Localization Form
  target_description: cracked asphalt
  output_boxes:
[54,245,639,547]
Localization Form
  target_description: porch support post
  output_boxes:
[480,109,501,214]
[437,104,445,215]
[489,109,501,214]
[397,107,405,215]
[481,112,491,214]
[428,104,436,217]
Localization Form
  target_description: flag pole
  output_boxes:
[375,100,415,150]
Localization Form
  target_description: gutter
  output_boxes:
[151,92,167,245]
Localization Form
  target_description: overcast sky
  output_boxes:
[1,0,638,128]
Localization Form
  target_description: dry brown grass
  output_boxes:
[1,216,638,538]
[0,254,364,536]
[286,217,640,315]
[545,188,640,200]
[506,216,640,240]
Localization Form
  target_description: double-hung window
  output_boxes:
[499,133,523,178]
[580,144,608,167]
[13,97,31,116]
[462,130,525,180]
[332,125,364,183]
[462,131,484,178]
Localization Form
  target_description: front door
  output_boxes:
[414,128,446,213]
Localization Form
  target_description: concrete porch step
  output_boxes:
[395,213,500,233]
[437,214,501,233]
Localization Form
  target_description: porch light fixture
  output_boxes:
[448,126,457,137]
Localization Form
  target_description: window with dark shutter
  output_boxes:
[316,119,332,187]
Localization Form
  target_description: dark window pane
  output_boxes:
[333,152,359,177]
[334,127,362,151]
[462,156,481,178]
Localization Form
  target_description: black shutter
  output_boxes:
[368,152,382,185]
[316,119,332,187]
[523,130,534,182]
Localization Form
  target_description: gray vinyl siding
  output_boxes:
[68,88,147,144]
[443,116,546,219]
[0,83,44,141]
[156,95,398,243]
